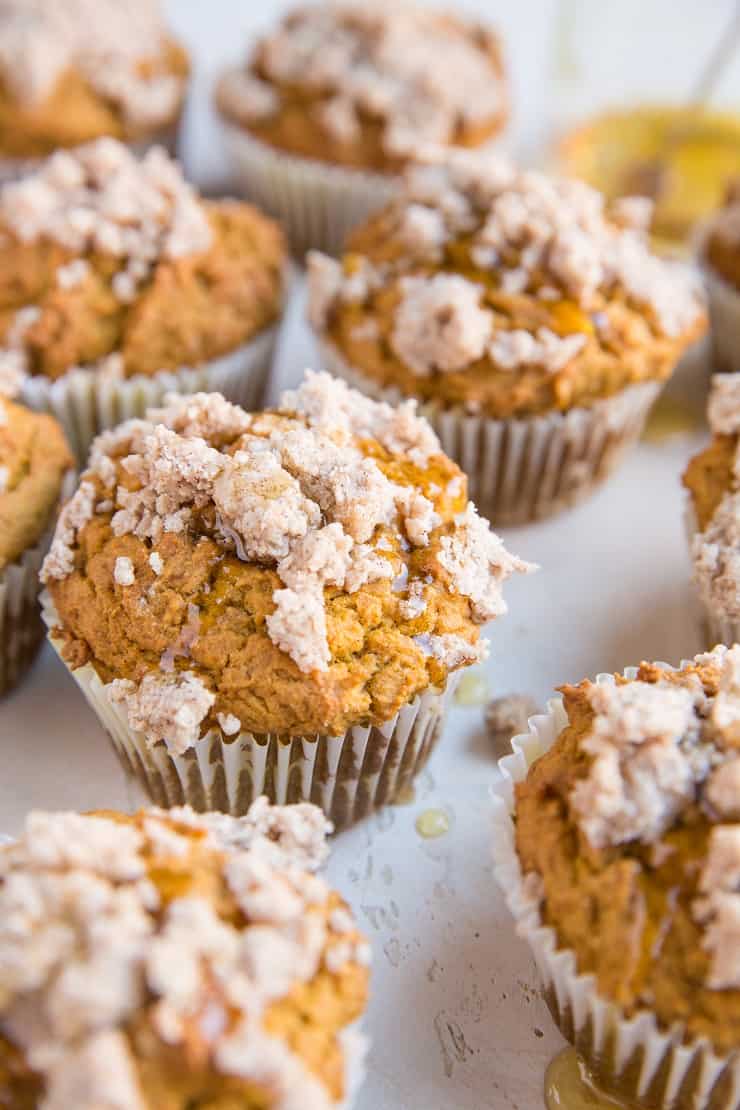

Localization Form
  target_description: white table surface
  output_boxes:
[0,3,724,1105]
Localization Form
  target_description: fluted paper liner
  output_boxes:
[20,325,278,464]
[0,471,75,696]
[703,264,740,376]
[43,595,458,830]
[319,338,661,526]
[220,120,398,257]
[491,666,740,1109]
[684,502,740,649]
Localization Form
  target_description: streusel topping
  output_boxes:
[0,0,183,130]
[44,373,532,744]
[0,800,369,1110]
[217,1,505,160]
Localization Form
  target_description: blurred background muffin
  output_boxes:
[494,645,740,1109]
[0,799,370,1108]
[0,138,287,461]
[699,181,740,375]
[0,0,190,177]
[309,147,705,524]
[0,392,72,695]
[41,375,532,827]
[215,0,508,255]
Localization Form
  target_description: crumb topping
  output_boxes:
[0,800,366,1109]
[692,492,740,621]
[694,825,740,989]
[218,1,505,158]
[707,372,740,437]
[0,0,183,130]
[391,274,494,377]
[45,374,531,744]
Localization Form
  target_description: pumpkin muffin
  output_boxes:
[309,147,706,524]
[0,798,370,1109]
[701,180,740,374]
[215,1,508,255]
[41,372,532,827]
[0,392,73,695]
[683,371,740,646]
[493,645,740,1108]
[0,0,189,173]
[0,138,287,461]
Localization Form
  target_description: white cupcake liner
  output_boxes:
[0,117,182,186]
[0,470,75,696]
[684,502,740,648]
[703,264,740,376]
[339,1025,369,1110]
[220,120,397,257]
[491,665,740,1110]
[20,325,279,464]
[42,594,458,830]
[319,338,661,526]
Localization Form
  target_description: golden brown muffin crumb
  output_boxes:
[44,375,532,744]
[308,149,706,420]
[0,396,72,570]
[0,140,286,385]
[0,800,369,1109]
[515,646,740,1054]
[216,2,507,174]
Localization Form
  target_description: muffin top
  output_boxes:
[308,149,706,419]
[0,139,285,386]
[43,373,532,743]
[0,395,72,571]
[0,0,189,157]
[0,799,369,1109]
[683,373,740,621]
[515,645,740,1052]
[216,1,507,173]
[704,180,740,291]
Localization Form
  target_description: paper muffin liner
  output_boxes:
[703,264,740,376]
[0,117,182,187]
[20,324,279,464]
[319,338,661,526]
[491,666,740,1110]
[220,120,398,257]
[0,470,75,697]
[42,594,459,830]
[684,502,740,649]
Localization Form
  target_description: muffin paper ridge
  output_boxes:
[42,593,459,831]
[319,337,661,526]
[491,664,740,1110]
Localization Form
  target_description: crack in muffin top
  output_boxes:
[308,147,706,419]
[0,799,369,1110]
[44,372,533,746]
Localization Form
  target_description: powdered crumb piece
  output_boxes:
[414,632,487,668]
[397,579,427,620]
[55,258,89,290]
[344,543,394,593]
[489,327,587,373]
[217,712,242,737]
[18,810,145,880]
[43,1030,145,1110]
[694,825,740,989]
[217,70,280,122]
[317,95,360,144]
[266,588,330,674]
[0,466,8,494]
[692,496,740,621]
[0,348,28,397]
[151,390,251,442]
[612,195,654,231]
[569,680,703,850]
[486,694,540,747]
[711,644,740,748]
[277,523,353,591]
[705,757,740,819]
[306,253,343,331]
[148,551,163,575]
[106,670,215,755]
[397,204,448,255]
[113,556,135,586]
[41,481,97,581]
[436,502,536,621]
[391,274,494,377]
[707,373,740,436]
[396,486,439,546]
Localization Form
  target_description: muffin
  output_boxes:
[701,181,740,374]
[41,372,532,828]
[492,646,740,1108]
[0,798,370,1108]
[683,372,740,645]
[0,0,189,178]
[0,392,73,695]
[216,1,508,255]
[0,138,287,461]
[309,147,706,524]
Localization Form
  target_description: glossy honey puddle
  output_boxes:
[545,1048,640,1110]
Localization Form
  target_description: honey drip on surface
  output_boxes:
[454,669,490,707]
[415,808,450,839]
[544,1048,639,1110]
[641,394,698,443]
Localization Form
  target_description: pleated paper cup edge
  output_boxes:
[491,664,740,1108]
[684,499,740,649]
